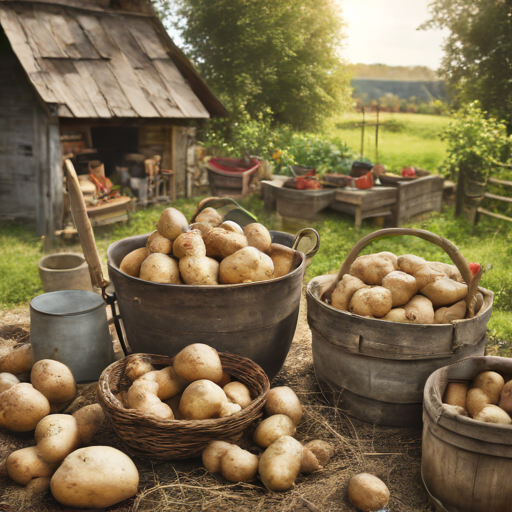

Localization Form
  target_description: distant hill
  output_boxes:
[351,79,447,102]
[348,63,439,82]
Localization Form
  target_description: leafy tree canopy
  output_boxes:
[156,0,351,130]
[423,0,512,129]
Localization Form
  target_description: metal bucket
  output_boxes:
[38,253,93,293]
[30,290,115,382]
[107,231,305,380]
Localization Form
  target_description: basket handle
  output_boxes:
[322,228,476,313]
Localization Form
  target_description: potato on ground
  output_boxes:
[349,254,396,285]
[266,244,297,279]
[202,441,233,473]
[304,440,334,466]
[220,445,259,482]
[173,231,206,259]
[421,277,468,308]
[223,381,252,409]
[119,247,149,278]
[0,383,50,431]
[434,300,467,324]
[472,371,504,404]
[0,343,34,374]
[474,405,512,425]
[219,247,274,284]
[35,414,81,463]
[31,359,76,403]
[382,270,418,307]
[179,379,228,420]
[196,207,223,227]
[348,473,390,512]
[157,207,189,241]
[300,447,321,474]
[443,382,468,409]
[50,446,139,509]
[265,386,303,425]
[499,380,512,414]
[173,343,223,383]
[404,295,435,324]
[139,253,180,284]
[331,275,367,312]
[0,372,19,393]
[179,256,219,285]
[72,404,105,444]
[349,287,393,318]
[254,414,296,448]
[7,446,60,485]
[204,228,248,259]
[243,223,272,253]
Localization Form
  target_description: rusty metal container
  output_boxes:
[422,356,512,512]
[307,228,493,427]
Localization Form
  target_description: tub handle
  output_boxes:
[321,227,478,317]
[292,228,320,260]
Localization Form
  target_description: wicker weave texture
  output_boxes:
[97,353,270,460]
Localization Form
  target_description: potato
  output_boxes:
[173,231,206,259]
[119,247,149,278]
[124,355,155,383]
[202,440,233,472]
[466,387,490,417]
[179,256,219,285]
[441,404,468,416]
[265,386,303,425]
[189,222,212,236]
[223,381,252,409]
[35,414,81,463]
[72,404,105,444]
[0,372,20,393]
[127,379,174,420]
[220,221,244,235]
[266,243,297,279]
[243,223,272,253]
[435,300,467,324]
[348,473,390,512]
[0,343,34,374]
[499,380,512,414]
[204,228,248,259]
[421,278,468,308]
[50,446,139,508]
[331,275,367,312]
[472,371,505,404]
[27,476,52,496]
[258,436,303,491]
[382,271,418,307]
[218,372,232,388]
[349,254,396,285]
[164,393,183,419]
[376,251,398,269]
[173,343,223,384]
[146,231,173,255]
[404,295,435,324]
[349,286,393,318]
[157,207,189,241]
[219,402,242,417]
[7,446,60,485]
[220,247,274,284]
[179,379,228,420]
[31,359,76,403]
[429,261,463,282]
[138,366,187,400]
[474,405,512,425]
[444,382,468,409]
[300,447,320,474]
[397,254,428,274]
[382,308,412,323]
[397,255,445,289]
[253,414,296,448]
[304,440,334,466]
[0,383,50,431]
[220,445,259,482]
[196,207,223,227]
[139,253,180,284]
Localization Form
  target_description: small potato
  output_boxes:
[349,254,396,285]
[258,436,303,492]
[382,271,418,307]
[474,405,512,425]
[331,275,367,312]
[139,253,180,284]
[31,359,76,403]
[72,404,105,444]
[253,414,296,448]
[0,343,34,374]
[196,207,223,227]
[202,441,233,473]
[223,381,252,409]
[218,372,231,388]
[266,244,297,279]
[349,286,393,318]
[219,402,242,417]
[441,404,468,416]
[444,382,468,409]
[220,446,259,482]
[146,231,173,255]
[7,446,60,485]
[138,366,187,400]
[243,223,272,253]
[157,207,189,241]
[127,379,174,419]
[404,295,435,324]
[382,308,411,323]
[300,447,320,474]
[348,473,390,512]
[119,247,149,278]
[173,231,206,259]
[220,221,243,235]
[466,387,490,418]
[50,446,139,509]
[0,372,20,393]
[435,300,467,324]
[472,371,505,404]
[124,355,155,383]
[304,440,334,466]
[35,414,81,463]
[265,386,303,425]
[179,256,219,285]
[421,278,468,308]
[179,379,228,420]
[204,228,248,259]
[0,383,50,431]
[499,380,512,414]
[219,247,274,284]
[189,222,212,236]
[173,343,223,384]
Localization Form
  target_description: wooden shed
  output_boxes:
[0,0,227,239]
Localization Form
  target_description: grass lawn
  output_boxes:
[1,195,512,354]
[326,112,450,172]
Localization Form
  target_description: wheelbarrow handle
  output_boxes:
[105,290,130,357]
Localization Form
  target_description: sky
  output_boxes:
[341,0,449,69]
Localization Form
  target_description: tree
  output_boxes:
[423,0,512,130]
[161,0,351,130]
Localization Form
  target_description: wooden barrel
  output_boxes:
[422,357,512,512]
[307,228,493,427]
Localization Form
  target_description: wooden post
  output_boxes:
[455,166,465,218]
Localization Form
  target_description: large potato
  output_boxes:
[253,414,296,448]
[472,371,504,404]
[220,445,259,482]
[179,379,228,420]
[202,440,233,472]
[404,295,434,324]
[397,255,445,289]
[429,261,463,282]
[139,253,180,284]
[196,207,223,227]
[173,231,206,259]
[50,446,139,509]
[265,386,303,425]
[173,343,223,383]
[0,383,50,431]
[499,380,512,414]
[219,247,274,284]
[304,440,334,466]
[466,387,490,417]
[243,223,272,253]
[349,255,396,285]
[349,287,393,318]
[443,382,468,409]
[224,381,252,409]
[204,228,248,259]
[31,359,76,403]
[127,379,174,420]
[382,271,418,307]
[157,207,189,241]
[474,405,512,425]
[348,473,390,512]
[35,414,81,463]
[138,366,187,400]
[146,231,173,255]
[0,343,34,374]
[119,247,149,278]
[7,446,60,485]
[421,277,468,308]
[0,372,20,393]
[179,256,219,285]
[266,244,297,279]
[331,275,367,312]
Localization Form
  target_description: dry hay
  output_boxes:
[0,295,433,512]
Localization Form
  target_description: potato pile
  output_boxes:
[443,370,512,425]
[119,206,299,285]
[330,252,476,324]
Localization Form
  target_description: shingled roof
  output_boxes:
[0,0,227,118]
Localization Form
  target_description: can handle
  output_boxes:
[64,159,110,294]
[322,227,477,317]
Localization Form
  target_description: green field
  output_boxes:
[327,112,450,172]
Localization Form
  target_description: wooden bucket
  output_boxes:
[306,228,493,427]
[422,356,512,512]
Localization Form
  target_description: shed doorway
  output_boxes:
[91,127,139,177]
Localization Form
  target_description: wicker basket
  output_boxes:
[97,352,270,460]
